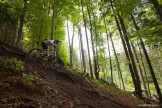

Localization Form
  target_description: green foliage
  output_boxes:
[89,78,101,86]
[0,1,21,23]
[114,0,141,18]
[22,72,38,81]
[58,41,69,64]
[22,71,39,86]
[65,66,75,72]
[7,58,24,73]
[105,84,118,94]
[9,95,20,103]
[70,97,80,107]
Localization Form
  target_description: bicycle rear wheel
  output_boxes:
[47,57,63,70]
[27,48,42,60]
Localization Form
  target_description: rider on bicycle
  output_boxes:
[41,38,60,57]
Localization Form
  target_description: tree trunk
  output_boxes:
[93,15,99,80]
[103,18,113,83]
[131,14,162,103]
[15,0,28,48]
[70,25,75,68]
[38,17,44,48]
[3,22,17,46]
[78,27,86,73]
[78,30,83,72]
[131,42,149,98]
[87,5,95,78]
[109,0,139,94]
[51,0,56,40]
[67,18,71,67]
[138,42,152,99]
[141,40,162,103]
[110,33,125,90]
[81,0,93,76]
[118,13,142,98]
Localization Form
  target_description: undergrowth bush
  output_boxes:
[22,71,39,86]
[7,58,24,73]
[9,95,20,103]
[89,78,100,86]
[70,97,80,107]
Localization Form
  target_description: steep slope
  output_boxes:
[0,45,142,108]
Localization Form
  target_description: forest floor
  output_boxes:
[0,44,160,108]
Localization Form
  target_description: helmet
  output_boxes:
[55,39,60,43]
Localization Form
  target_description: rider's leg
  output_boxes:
[42,42,48,57]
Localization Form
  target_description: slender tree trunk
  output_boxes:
[67,18,71,67]
[150,0,162,21]
[138,42,152,99]
[109,0,138,94]
[131,14,162,103]
[110,33,125,90]
[15,0,28,48]
[51,0,56,40]
[78,27,86,73]
[38,17,44,48]
[70,25,75,68]
[141,40,162,103]
[107,35,113,83]
[81,0,93,76]
[78,29,83,72]
[87,5,95,78]
[131,42,149,98]
[43,0,46,12]
[118,13,142,98]
[93,15,99,80]
[103,18,113,83]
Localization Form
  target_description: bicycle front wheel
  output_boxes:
[27,48,42,61]
[48,57,63,70]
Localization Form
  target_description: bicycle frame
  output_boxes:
[27,44,62,70]
[48,46,57,63]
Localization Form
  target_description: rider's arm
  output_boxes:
[49,40,54,46]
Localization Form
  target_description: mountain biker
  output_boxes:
[41,38,60,57]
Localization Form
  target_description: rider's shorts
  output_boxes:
[42,42,48,51]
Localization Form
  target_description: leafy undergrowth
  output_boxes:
[0,46,159,108]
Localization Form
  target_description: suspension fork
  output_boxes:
[54,46,57,63]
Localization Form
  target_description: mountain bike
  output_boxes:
[27,46,63,70]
